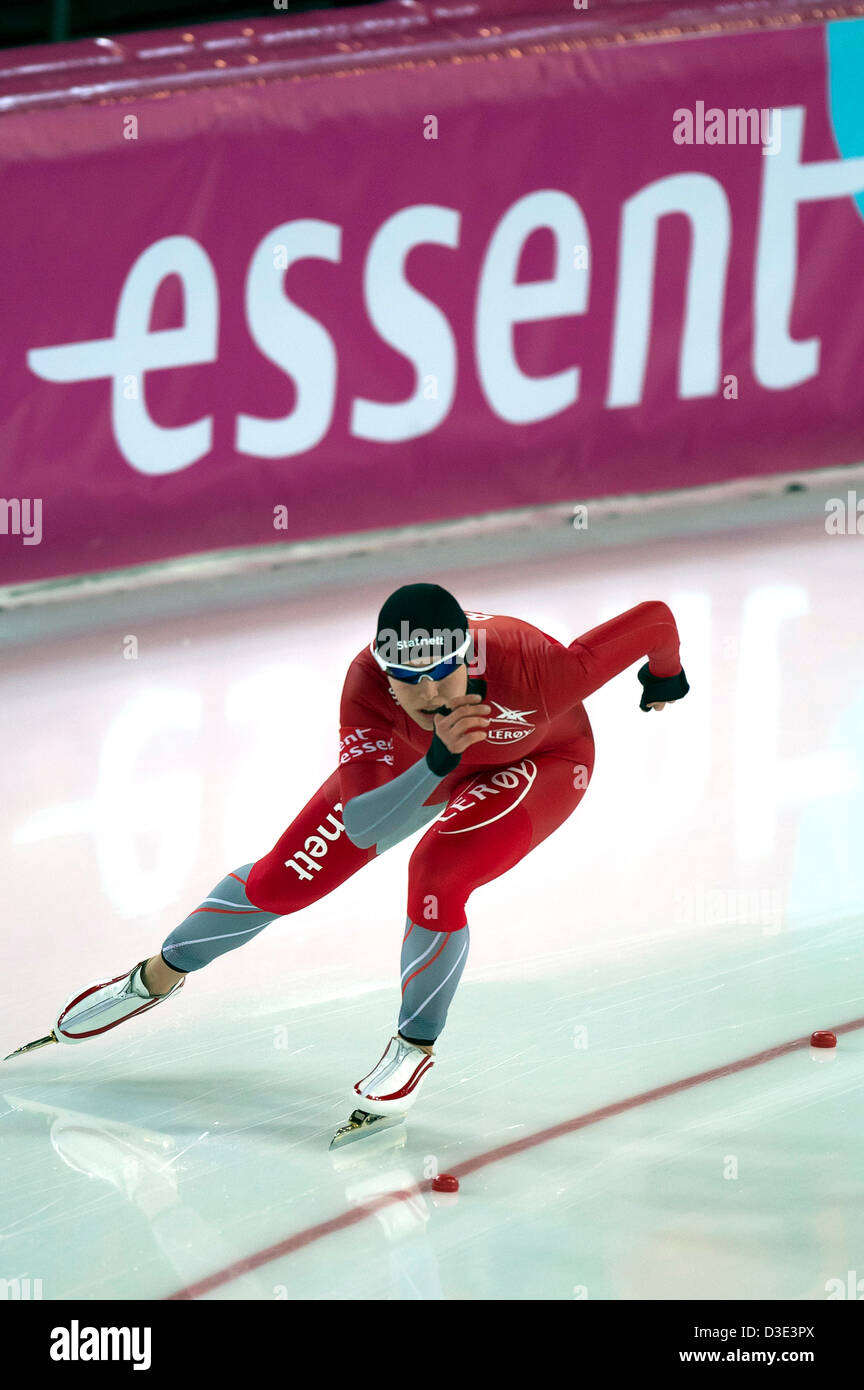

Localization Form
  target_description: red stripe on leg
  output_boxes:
[188,906,261,916]
[401,936,448,996]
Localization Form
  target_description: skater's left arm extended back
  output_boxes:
[533,600,690,721]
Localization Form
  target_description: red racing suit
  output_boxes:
[245,602,685,931]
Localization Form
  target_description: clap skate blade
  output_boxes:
[3,1032,59,1061]
[329,1109,405,1150]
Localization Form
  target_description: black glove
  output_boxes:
[637,662,690,712]
[425,728,462,776]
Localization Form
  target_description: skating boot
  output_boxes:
[330,1035,434,1149]
[4,961,185,1058]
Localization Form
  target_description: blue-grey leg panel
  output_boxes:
[374,800,442,857]
[161,864,281,972]
[398,918,470,1044]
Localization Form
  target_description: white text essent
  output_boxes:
[27,107,864,476]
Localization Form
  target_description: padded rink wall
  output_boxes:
[2,0,864,588]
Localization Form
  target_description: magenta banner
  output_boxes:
[2,4,864,583]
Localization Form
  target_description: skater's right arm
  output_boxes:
[342,755,448,850]
[341,696,489,851]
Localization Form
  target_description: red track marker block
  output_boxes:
[432,1173,459,1193]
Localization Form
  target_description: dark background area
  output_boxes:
[0,1,371,50]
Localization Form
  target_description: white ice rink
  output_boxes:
[1,496,863,1300]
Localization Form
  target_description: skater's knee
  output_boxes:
[406,889,467,934]
[245,858,304,915]
[407,856,466,933]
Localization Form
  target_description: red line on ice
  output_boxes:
[165,1016,864,1300]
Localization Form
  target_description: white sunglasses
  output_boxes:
[370,633,472,683]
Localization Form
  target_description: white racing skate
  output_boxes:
[330,1035,435,1149]
[3,961,185,1059]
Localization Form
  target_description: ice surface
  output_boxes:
[1,514,862,1299]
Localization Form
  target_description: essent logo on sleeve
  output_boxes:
[339,727,394,766]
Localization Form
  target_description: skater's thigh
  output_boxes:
[246,770,374,913]
[407,742,593,929]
